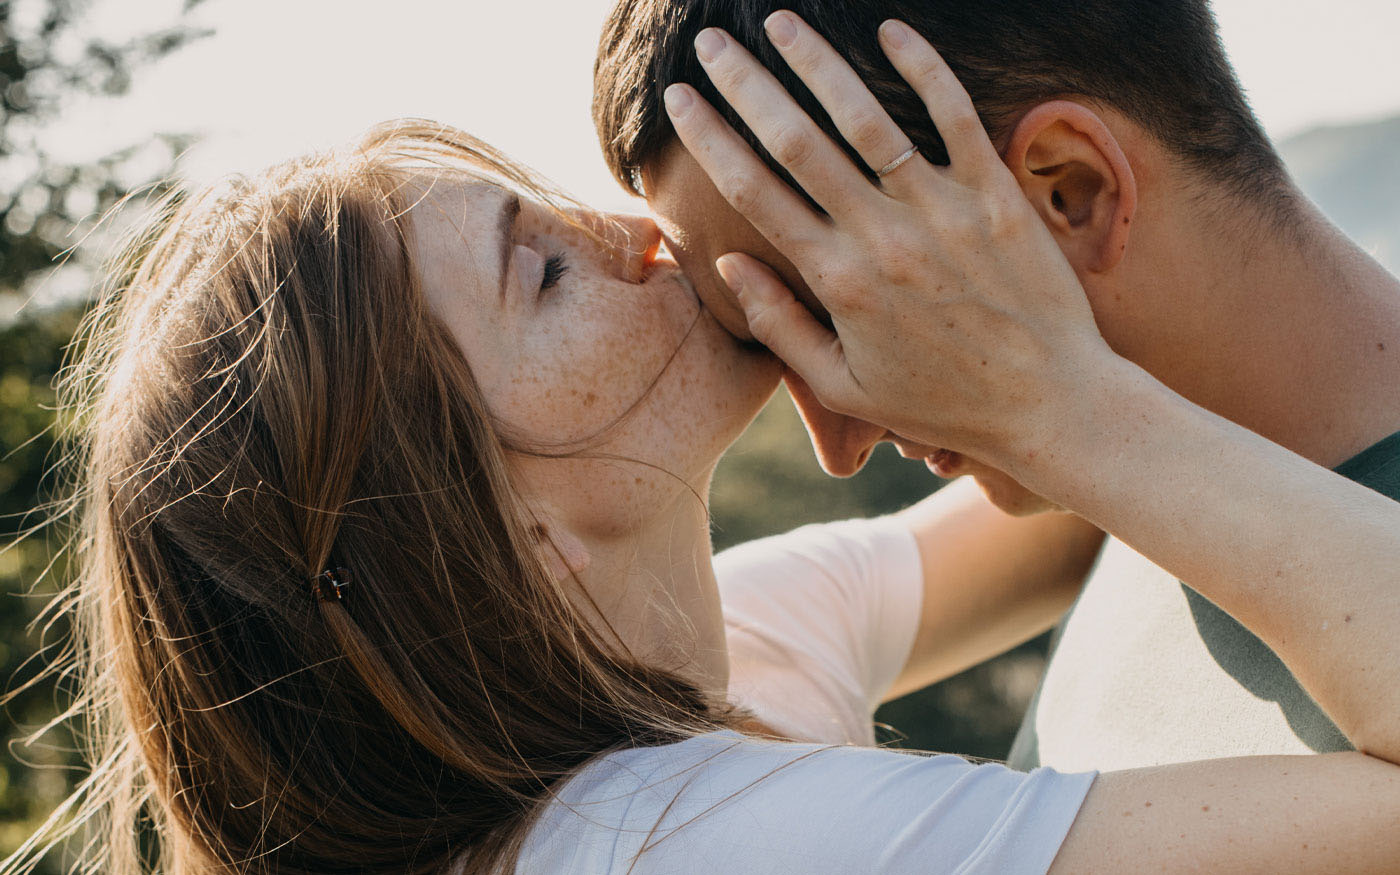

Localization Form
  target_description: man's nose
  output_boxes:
[784,371,889,478]
[596,212,663,282]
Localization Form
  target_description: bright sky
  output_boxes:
[39,0,1400,215]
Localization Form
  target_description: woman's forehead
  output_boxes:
[408,176,517,297]
[404,172,512,226]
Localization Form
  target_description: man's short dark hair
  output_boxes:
[593,0,1288,205]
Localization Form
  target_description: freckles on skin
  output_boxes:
[461,196,703,450]
[491,296,688,448]
[509,312,773,541]
[412,173,782,541]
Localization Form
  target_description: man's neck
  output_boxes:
[1129,191,1400,468]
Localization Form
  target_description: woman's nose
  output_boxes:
[597,213,663,282]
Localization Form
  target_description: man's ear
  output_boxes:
[1003,100,1137,273]
[784,371,889,478]
[528,511,591,583]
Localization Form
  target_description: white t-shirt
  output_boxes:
[516,517,1096,874]
[718,516,925,745]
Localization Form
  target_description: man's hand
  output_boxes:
[664,12,1117,470]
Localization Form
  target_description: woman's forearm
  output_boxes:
[1011,360,1400,763]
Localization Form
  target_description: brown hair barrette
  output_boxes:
[311,567,352,603]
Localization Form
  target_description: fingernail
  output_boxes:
[695,29,726,63]
[664,84,693,116]
[880,19,910,49]
[715,255,745,299]
[765,12,797,48]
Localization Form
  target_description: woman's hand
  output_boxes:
[663,12,1122,471]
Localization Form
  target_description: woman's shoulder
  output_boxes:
[716,516,925,746]
[714,514,918,588]
[517,731,1096,874]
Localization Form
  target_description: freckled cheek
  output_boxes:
[487,309,684,443]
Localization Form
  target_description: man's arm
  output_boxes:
[888,477,1101,699]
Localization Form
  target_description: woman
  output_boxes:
[7,107,1399,874]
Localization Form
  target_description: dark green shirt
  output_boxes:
[1007,430,1400,771]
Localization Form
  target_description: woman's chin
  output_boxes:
[631,276,782,490]
[676,266,780,374]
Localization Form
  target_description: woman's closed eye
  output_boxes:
[541,254,569,291]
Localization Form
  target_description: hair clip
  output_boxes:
[311,567,352,603]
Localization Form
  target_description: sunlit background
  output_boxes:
[4,0,1400,864]
[39,0,1400,210]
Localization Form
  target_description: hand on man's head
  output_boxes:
[636,45,1088,509]
[663,14,1120,482]
[625,13,1130,503]
[642,140,825,343]
[644,138,900,479]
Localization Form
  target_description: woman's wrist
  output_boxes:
[993,353,1178,512]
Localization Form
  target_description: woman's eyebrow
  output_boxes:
[496,193,522,302]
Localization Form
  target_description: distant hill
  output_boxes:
[1281,115,1400,272]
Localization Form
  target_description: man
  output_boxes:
[592,0,1400,771]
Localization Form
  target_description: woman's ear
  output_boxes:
[1002,100,1137,273]
[528,511,591,582]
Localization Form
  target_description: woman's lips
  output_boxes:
[926,448,964,478]
[650,259,704,311]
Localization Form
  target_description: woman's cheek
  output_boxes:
[487,337,674,446]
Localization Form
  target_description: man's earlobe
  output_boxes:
[1003,100,1137,273]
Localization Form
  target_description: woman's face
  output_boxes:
[410,175,781,539]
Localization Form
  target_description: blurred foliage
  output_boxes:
[0,309,81,863]
[711,392,1051,759]
[0,0,203,866]
[1,0,205,304]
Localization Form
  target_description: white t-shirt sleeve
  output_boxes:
[716,516,924,745]
[520,732,1097,875]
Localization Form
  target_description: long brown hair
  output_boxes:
[9,119,730,874]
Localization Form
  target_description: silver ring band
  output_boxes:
[876,145,919,177]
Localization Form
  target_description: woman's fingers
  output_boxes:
[714,252,857,411]
[665,83,827,254]
[877,19,1000,178]
[692,27,874,216]
[760,11,930,196]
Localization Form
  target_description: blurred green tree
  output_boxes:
[0,0,203,863]
[1,0,204,305]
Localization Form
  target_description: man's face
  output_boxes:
[644,136,1069,512]
[642,139,1058,514]
[643,140,890,478]
[641,140,819,342]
